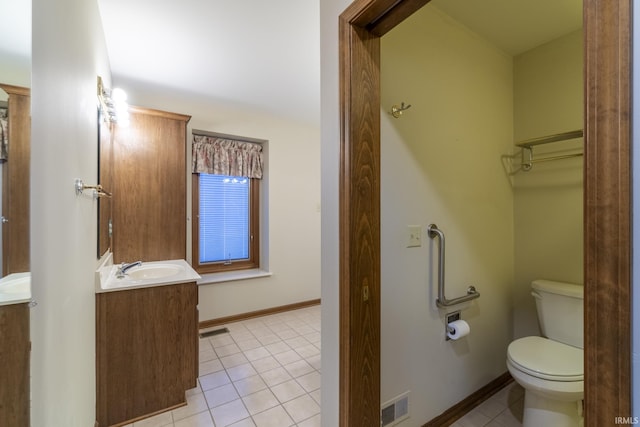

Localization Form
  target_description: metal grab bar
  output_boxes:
[427,224,480,307]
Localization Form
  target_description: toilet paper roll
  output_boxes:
[447,319,470,340]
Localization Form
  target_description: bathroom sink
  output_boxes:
[126,264,184,280]
[96,258,201,293]
[0,272,31,305]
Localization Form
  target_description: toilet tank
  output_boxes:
[531,279,584,348]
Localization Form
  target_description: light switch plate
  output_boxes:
[407,225,422,247]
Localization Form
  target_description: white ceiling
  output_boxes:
[0,0,582,124]
[0,0,30,61]
[97,0,321,125]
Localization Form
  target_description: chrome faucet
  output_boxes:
[116,261,142,279]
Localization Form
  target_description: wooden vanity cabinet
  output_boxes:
[0,302,30,427]
[96,282,198,427]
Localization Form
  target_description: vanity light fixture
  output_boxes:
[97,76,129,125]
[111,87,130,125]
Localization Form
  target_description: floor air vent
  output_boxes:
[199,327,230,338]
[381,392,410,426]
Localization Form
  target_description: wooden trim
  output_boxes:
[423,373,513,427]
[128,105,191,122]
[339,7,382,426]
[339,0,631,425]
[191,174,199,271]
[0,84,30,97]
[199,299,321,330]
[583,0,632,424]
[368,0,432,36]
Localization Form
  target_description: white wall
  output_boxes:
[380,6,514,423]
[107,80,321,321]
[319,0,348,425]
[31,0,111,424]
[512,30,583,339]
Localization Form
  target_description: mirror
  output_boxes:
[0,84,30,276]
[97,103,113,258]
[0,1,31,277]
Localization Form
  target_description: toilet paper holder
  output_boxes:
[446,311,460,340]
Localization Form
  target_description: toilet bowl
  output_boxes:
[507,280,584,427]
[507,336,583,426]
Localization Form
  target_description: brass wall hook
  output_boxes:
[390,102,412,118]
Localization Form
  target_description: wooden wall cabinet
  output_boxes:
[0,303,30,426]
[96,282,198,426]
[112,106,191,264]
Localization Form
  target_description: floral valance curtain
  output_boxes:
[0,107,7,161]
[192,134,264,179]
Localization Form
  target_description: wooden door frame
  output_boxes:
[338,1,631,425]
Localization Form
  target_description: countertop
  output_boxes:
[0,272,31,306]
[96,259,201,293]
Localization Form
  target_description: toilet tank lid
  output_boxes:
[532,279,583,298]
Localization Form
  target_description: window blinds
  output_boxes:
[199,174,250,264]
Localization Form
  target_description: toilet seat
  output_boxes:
[508,336,583,382]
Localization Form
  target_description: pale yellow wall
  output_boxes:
[512,30,584,339]
[380,5,514,423]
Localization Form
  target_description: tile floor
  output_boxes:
[126,305,322,427]
[451,382,524,427]
[125,303,523,427]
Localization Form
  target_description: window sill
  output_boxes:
[197,269,273,285]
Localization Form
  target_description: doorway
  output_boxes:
[338,1,631,426]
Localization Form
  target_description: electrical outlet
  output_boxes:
[407,225,422,248]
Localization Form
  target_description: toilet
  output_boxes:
[506,279,584,427]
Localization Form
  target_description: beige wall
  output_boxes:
[0,65,30,89]
[512,30,584,338]
[113,81,321,320]
[380,5,514,423]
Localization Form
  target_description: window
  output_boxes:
[192,173,260,273]
[191,131,264,274]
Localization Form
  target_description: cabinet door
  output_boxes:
[111,106,191,264]
[96,282,197,426]
[0,303,30,426]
